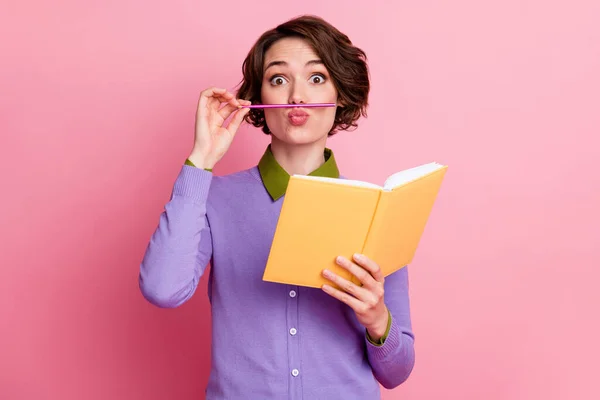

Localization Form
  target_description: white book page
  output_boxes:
[291,175,382,190]
[383,162,444,190]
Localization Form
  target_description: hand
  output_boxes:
[189,87,251,169]
[321,254,389,340]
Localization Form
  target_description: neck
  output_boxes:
[270,137,327,176]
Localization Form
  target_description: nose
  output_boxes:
[287,80,307,105]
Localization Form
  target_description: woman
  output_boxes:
[139,15,415,400]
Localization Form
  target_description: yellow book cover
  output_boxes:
[262,162,448,288]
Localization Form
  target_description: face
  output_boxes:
[261,37,340,145]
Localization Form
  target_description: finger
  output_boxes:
[335,256,377,287]
[208,93,240,110]
[218,92,241,107]
[217,103,238,119]
[200,87,227,98]
[199,88,239,111]
[199,87,226,108]
[218,99,250,119]
[352,254,384,283]
[225,107,250,135]
[202,87,226,94]
[322,283,364,311]
[322,268,370,302]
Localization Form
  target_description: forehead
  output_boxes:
[263,37,320,67]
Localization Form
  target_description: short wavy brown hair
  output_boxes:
[236,15,370,135]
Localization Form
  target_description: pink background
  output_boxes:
[2,1,599,399]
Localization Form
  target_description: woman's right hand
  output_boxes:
[188,87,251,169]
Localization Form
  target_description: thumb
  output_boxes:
[226,107,250,135]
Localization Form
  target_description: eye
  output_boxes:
[310,74,326,84]
[270,75,287,85]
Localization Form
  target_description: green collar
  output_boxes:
[257,144,340,201]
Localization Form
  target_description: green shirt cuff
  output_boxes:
[366,309,392,346]
[185,158,212,172]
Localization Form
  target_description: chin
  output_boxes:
[274,126,329,145]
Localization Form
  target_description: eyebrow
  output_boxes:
[264,59,324,73]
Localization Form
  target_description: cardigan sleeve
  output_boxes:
[138,165,214,308]
[365,265,416,389]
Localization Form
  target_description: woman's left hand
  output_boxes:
[322,253,389,340]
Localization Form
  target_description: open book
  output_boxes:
[262,162,448,288]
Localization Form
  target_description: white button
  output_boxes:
[291,369,299,377]
[289,290,297,298]
[289,328,297,336]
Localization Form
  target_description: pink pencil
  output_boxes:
[238,103,336,109]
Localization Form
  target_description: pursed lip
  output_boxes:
[287,109,309,118]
